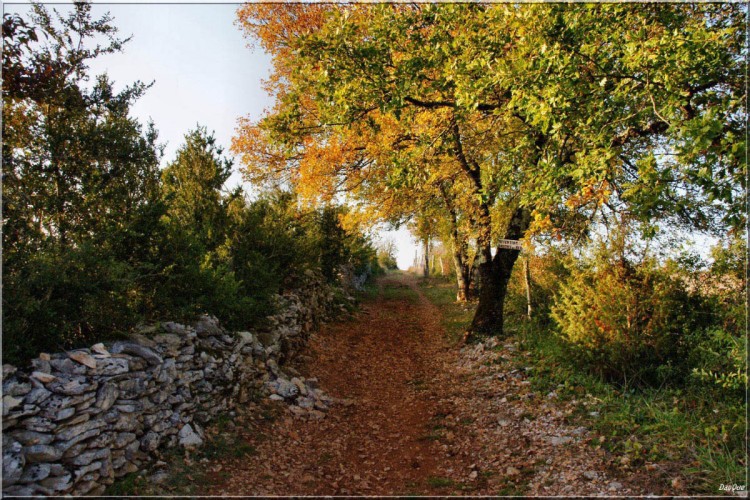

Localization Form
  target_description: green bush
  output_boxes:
[684,234,747,396]
[505,249,571,326]
[551,251,705,386]
[1,6,382,366]
[3,244,137,363]
[687,327,747,394]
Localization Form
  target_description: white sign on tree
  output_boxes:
[497,239,522,251]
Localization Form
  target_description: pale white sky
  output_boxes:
[5,2,418,268]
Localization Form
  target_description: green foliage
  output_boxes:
[688,327,747,394]
[2,5,380,365]
[515,321,746,492]
[3,244,136,362]
[504,249,571,327]
[550,236,713,386]
[378,251,398,271]
[377,239,399,270]
[547,227,747,394]
[2,3,163,364]
[161,126,233,250]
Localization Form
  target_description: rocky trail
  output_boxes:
[164,273,666,496]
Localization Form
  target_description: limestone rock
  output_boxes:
[178,424,203,447]
[47,376,91,396]
[91,343,110,357]
[291,377,307,396]
[110,342,162,366]
[162,322,191,335]
[3,379,32,398]
[3,395,23,416]
[55,419,104,442]
[549,436,573,446]
[50,358,87,375]
[70,448,109,467]
[609,481,623,491]
[24,444,62,462]
[194,315,223,337]
[31,371,56,384]
[2,438,24,487]
[97,358,129,376]
[21,416,55,433]
[51,407,76,421]
[39,472,72,492]
[110,341,162,365]
[69,351,97,369]
[24,387,51,406]
[2,364,17,381]
[583,471,598,481]
[274,378,299,399]
[19,463,52,483]
[10,430,54,446]
[113,432,137,449]
[95,383,120,412]
[54,428,100,454]
[140,432,161,452]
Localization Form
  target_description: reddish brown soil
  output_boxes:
[207,273,469,496]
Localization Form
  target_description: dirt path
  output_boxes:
[205,273,466,495]
[198,272,660,496]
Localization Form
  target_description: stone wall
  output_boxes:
[2,272,338,496]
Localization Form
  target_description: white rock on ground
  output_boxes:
[178,424,203,447]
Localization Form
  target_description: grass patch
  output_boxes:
[427,476,455,488]
[104,448,209,496]
[418,432,443,442]
[380,280,419,303]
[514,320,747,493]
[201,435,257,460]
[356,280,380,302]
[418,277,476,343]
[104,413,261,496]
[496,483,528,496]
[104,472,142,496]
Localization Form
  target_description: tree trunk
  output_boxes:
[438,179,475,302]
[467,207,531,340]
[452,252,472,302]
[422,238,430,278]
[439,255,445,276]
[446,214,473,302]
[469,251,519,337]
[524,256,533,320]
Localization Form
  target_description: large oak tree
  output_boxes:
[234,3,745,338]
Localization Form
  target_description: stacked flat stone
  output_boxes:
[2,272,339,496]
